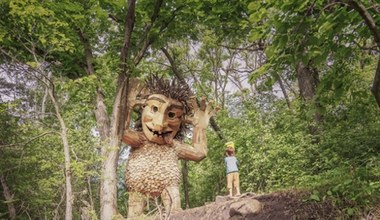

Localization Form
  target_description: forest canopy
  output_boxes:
[0,0,379,219]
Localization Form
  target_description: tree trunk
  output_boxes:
[99,1,137,218]
[278,75,291,109]
[0,174,16,220]
[296,62,322,134]
[78,18,118,220]
[100,79,127,219]
[296,62,317,101]
[78,1,154,218]
[53,186,66,220]
[40,71,51,119]
[372,56,380,107]
[48,88,73,220]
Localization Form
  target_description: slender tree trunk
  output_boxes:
[278,75,291,109]
[0,174,16,220]
[48,88,73,220]
[40,71,51,119]
[53,186,66,220]
[31,50,74,219]
[87,177,94,213]
[372,56,380,107]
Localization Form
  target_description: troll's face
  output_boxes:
[142,94,184,145]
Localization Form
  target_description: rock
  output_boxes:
[240,192,257,198]
[215,196,231,203]
[158,191,342,220]
[229,198,262,217]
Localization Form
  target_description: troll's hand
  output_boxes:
[185,96,220,129]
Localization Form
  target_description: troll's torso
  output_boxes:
[125,142,180,196]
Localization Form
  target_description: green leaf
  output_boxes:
[346,208,354,216]
[318,21,333,34]
[310,194,320,201]
[249,63,269,83]
[26,61,39,68]
[249,30,262,42]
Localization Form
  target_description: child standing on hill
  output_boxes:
[224,141,241,197]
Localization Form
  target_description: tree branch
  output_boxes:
[134,0,164,66]
[161,47,225,140]
[345,0,380,46]
[119,0,137,75]
[372,56,380,108]
[344,0,380,108]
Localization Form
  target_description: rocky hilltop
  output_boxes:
[164,191,341,220]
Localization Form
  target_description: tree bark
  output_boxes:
[100,1,136,219]
[78,0,162,218]
[76,14,111,142]
[0,174,16,220]
[77,18,118,219]
[31,50,74,219]
[48,88,73,220]
[372,56,380,107]
[100,80,127,220]
[77,29,95,75]
[296,62,322,135]
[40,71,51,119]
[296,62,317,101]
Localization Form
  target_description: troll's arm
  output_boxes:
[176,97,219,161]
[122,130,145,148]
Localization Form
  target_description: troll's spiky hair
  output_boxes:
[145,74,193,114]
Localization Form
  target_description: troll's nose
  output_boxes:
[152,113,167,131]
[152,124,164,131]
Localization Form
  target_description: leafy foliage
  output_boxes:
[1,0,380,219]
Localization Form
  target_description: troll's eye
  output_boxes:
[168,112,176,118]
[152,106,158,112]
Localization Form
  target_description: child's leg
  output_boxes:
[226,173,233,196]
[234,172,241,196]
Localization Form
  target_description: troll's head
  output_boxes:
[140,75,192,145]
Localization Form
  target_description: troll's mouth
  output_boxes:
[147,127,173,137]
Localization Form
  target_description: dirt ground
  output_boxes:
[161,191,378,220]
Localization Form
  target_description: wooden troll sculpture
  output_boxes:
[122,76,218,219]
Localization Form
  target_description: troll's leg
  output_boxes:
[127,192,146,219]
[161,186,182,214]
